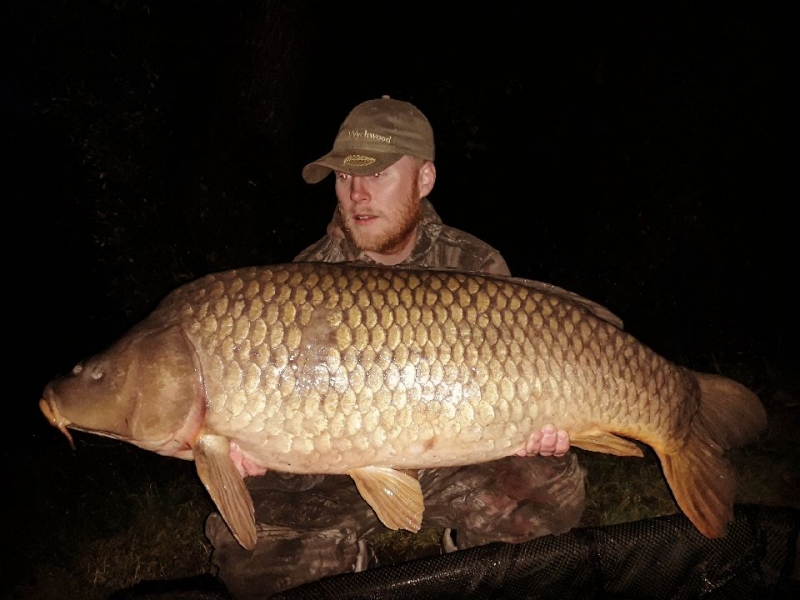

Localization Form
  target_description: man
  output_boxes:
[207,96,585,599]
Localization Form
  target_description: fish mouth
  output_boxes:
[39,396,75,450]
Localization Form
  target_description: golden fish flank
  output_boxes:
[39,261,766,550]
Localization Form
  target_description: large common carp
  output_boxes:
[39,262,766,550]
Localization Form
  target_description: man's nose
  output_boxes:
[349,176,370,202]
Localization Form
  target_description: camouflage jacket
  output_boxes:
[294,198,511,276]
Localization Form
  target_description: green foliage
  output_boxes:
[9,459,214,600]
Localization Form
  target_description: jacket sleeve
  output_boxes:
[477,252,511,277]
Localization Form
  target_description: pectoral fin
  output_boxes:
[349,467,424,532]
[194,433,257,550]
[570,428,645,457]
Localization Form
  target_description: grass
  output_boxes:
[8,359,798,599]
[7,465,214,600]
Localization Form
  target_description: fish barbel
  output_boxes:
[39,262,767,550]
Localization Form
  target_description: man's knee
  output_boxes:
[207,511,367,599]
[418,456,587,548]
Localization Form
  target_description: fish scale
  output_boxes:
[40,261,766,550]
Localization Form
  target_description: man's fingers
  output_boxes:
[516,425,570,457]
[554,430,570,457]
[516,430,542,456]
[538,425,558,456]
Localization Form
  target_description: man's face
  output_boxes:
[334,155,434,260]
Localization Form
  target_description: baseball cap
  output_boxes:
[302,95,435,184]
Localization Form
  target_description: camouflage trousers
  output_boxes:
[207,454,586,599]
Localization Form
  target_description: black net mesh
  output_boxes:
[270,504,799,600]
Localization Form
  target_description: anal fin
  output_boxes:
[570,428,645,457]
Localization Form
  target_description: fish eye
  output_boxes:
[90,369,104,381]
[72,364,83,375]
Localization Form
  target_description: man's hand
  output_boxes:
[516,424,570,457]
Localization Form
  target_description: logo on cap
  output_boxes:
[343,155,377,167]
[348,129,393,145]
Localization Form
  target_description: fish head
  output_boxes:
[40,324,203,458]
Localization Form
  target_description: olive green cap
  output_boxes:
[302,95,435,184]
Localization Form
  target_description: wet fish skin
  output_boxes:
[39,262,767,550]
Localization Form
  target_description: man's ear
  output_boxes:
[419,161,436,197]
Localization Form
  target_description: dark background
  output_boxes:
[2,0,795,595]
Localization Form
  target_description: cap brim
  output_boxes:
[302,152,405,184]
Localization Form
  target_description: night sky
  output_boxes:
[2,1,795,595]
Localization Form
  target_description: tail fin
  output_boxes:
[660,372,766,538]
[694,373,767,449]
